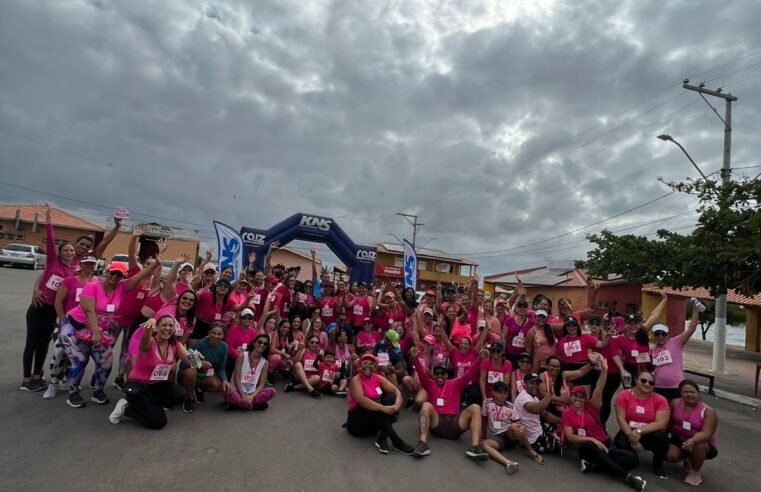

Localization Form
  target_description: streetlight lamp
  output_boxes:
[656,135,710,182]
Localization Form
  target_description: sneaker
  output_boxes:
[43,383,58,399]
[465,445,489,462]
[19,380,34,392]
[580,459,594,473]
[391,440,415,455]
[375,437,389,455]
[109,398,128,424]
[506,462,519,475]
[58,381,69,391]
[626,474,647,491]
[251,402,269,411]
[284,382,295,393]
[653,467,667,480]
[32,378,47,391]
[182,399,194,413]
[684,471,702,487]
[66,392,85,408]
[113,377,125,391]
[404,398,415,410]
[91,390,110,405]
[310,388,322,399]
[20,379,45,392]
[195,388,205,403]
[413,441,431,457]
[334,390,348,398]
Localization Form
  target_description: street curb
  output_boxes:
[700,385,761,410]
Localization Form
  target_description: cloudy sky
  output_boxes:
[1,0,760,275]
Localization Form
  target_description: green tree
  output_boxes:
[578,177,761,298]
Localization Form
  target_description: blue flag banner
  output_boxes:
[403,239,417,290]
[213,221,243,280]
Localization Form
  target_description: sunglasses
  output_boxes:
[255,340,268,346]
[588,321,601,326]
[433,370,448,376]
[639,378,655,386]
[309,340,320,345]
[108,271,124,278]
[360,360,375,367]
[241,315,254,320]
[519,359,531,364]
[653,332,668,337]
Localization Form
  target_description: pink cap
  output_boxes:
[422,335,436,346]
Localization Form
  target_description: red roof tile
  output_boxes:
[642,286,761,308]
[0,204,103,232]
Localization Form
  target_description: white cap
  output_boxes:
[241,308,255,317]
[535,309,548,317]
[652,324,669,334]
[180,262,194,271]
[203,263,217,272]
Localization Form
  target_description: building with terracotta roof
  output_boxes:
[374,242,478,290]
[0,204,104,250]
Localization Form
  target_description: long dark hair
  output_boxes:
[277,319,293,345]
[155,314,179,346]
[543,322,556,347]
[532,294,553,312]
[176,290,197,329]
[635,327,650,347]
[546,355,563,396]
[249,333,271,359]
[209,282,231,309]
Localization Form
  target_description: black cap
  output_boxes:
[516,300,529,308]
[216,279,231,287]
[492,381,509,393]
[564,316,579,326]
[586,314,602,322]
[489,342,504,351]
[518,352,532,362]
[432,362,448,372]
[624,313,640,323]
[523,372,541,383]
[357,282,367,288]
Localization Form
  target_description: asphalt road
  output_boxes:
[0,268,757,492]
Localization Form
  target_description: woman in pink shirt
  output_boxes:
[43,254,98,399]
[345,353,414,455]
[443,324,490,406]
[272,275,296,320]
[318,282,337,326]
[587,314,621,425]
[539,354,597,424]
[60,258,159,408]
[346,282,373,335]
[21,209,78,392]
[614,293,667,386]
[356,317,381,351]
[285,335,323,398]
[556,316,609,389]
[665,380,718,486]
[224,308,259,377]
[479,342,512,402]
[650,297,701,402]
[108,314,190,429]
[504,300,534,367]
[525,310,556,373]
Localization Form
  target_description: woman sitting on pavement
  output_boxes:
[345,353,415,455]
[650,298,703,402]
[108,314,190,429]
[614,369,671,479]
[285,335,322,398]
[224,333,276,410]
[665,380,718,487]
[539,355,596,424]
[442,323,489,407]
[180,323,231,413]
[409,345,488,461]
[480,381,525,475]
[561,356,646,491]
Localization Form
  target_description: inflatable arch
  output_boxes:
[240,213,377,284]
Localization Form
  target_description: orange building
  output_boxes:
[0,204,104,250]
[374,242,477,289]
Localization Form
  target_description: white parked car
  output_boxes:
[0,244,46,269]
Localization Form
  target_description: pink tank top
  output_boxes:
[348,373,382,411]
[129,338,178,384]
[670,400,717,447]
[302,351,320,374]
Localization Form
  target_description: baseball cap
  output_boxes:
[624,313,640,324]
[432,362,448,373]
[423,308,434,316]
[204,264,217,273]
[425,290,435,296]
[107,262,128,275]
[564,316,580,326]
[385,329,400,348]
[240,308,254,318]
[652,324,669,334]
[586,314,602,322]
[422,335,436,346]
[518,352,532,362]
[523,372,541,383]
[80,254,97,264]
[384,291,395,298]
[359,353,377,363]
[489,342,504,351]
[570,385,587,396]
[516,300,529,308]
[216,279,232,288]
[179,262,194,271]
[534,309,548,318]
[492,381,509,393]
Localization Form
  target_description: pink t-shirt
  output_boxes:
[67,280,128,327]
[414,357,479,415]
[593,335,619,374]
[557,334,599,364]
[195,289,233,324]
[451,349,478,383]
[561,402,607,442]
[350,295,370,326]
[348,373,383,411]
[38,223,79,305]
[301,350,320,374]
[60,276,92,314]
[246,286,269,320]
[651,337,685,389]
[356,330,380,350]
[617,336,651,367]
[449,319,471,344]
[319,296,337,325]
[432,342,449,367]
[226,324,257,360]
[615,390,669,428]
[505,316,534,356]
[371,310,392,332]
[480,358,513,399]
[482,399,518,436]
[223,291,247,324]
[274,284,292,318]
[128,337,179,384]
[116,267,149,326]
[317,361,339,389]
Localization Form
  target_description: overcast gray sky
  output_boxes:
[1,0,759,275]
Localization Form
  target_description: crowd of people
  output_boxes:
[20,208,720,489]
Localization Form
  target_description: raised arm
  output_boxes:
[125,255,161,291]
[589,357,608,409]
[311,249,318,284]
[162,255,190,300]
[642,290,668,330]
[127,229,143,271]
[263,241,279,275]
[93,216,122,259]
[678,301,701,345]
[43,205,57,262]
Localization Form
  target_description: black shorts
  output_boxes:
[431,414,465,440]
[487,431,519,451]
[669,436,718,460]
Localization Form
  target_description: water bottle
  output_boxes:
[690,298,706,312]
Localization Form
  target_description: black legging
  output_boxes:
[124,381,185,430]
[345,393,404,445]
[23,303,57,378]
[600,373,621,425]
[578,441,638,479]
[614,430,669,470]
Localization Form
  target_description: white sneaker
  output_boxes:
[109,398,128,424]
[43,383,57,399]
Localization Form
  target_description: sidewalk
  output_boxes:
[683,339,761,407]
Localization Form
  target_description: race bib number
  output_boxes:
[353,305,363,316]
[214,313,221,321]
[492,419,506,431]
[682,421,692,431]
[136,292,145,300]
[322,306,333,317]
[206,368,215,377]
[322,370,334,383]
[512,333,525,348]
[488,371,502,384]
[304,359,316,371]
[375,386,383,396]
[75,288,83,302]
[252,294,261,305]
[436,398,445,407]
[577,428,587,437]
[377,352,390,366]
[106,304,115,313]
[635,405,645,414]
[45,275,64,291]
[284,304,290,313]
[652,350,673,366]
[242,371,258,385]
[564,340,582,357]
[635,352,651,364]
[150,364,172,381]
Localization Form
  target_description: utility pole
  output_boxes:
[682,81,737,374]
[396,212,424,250]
